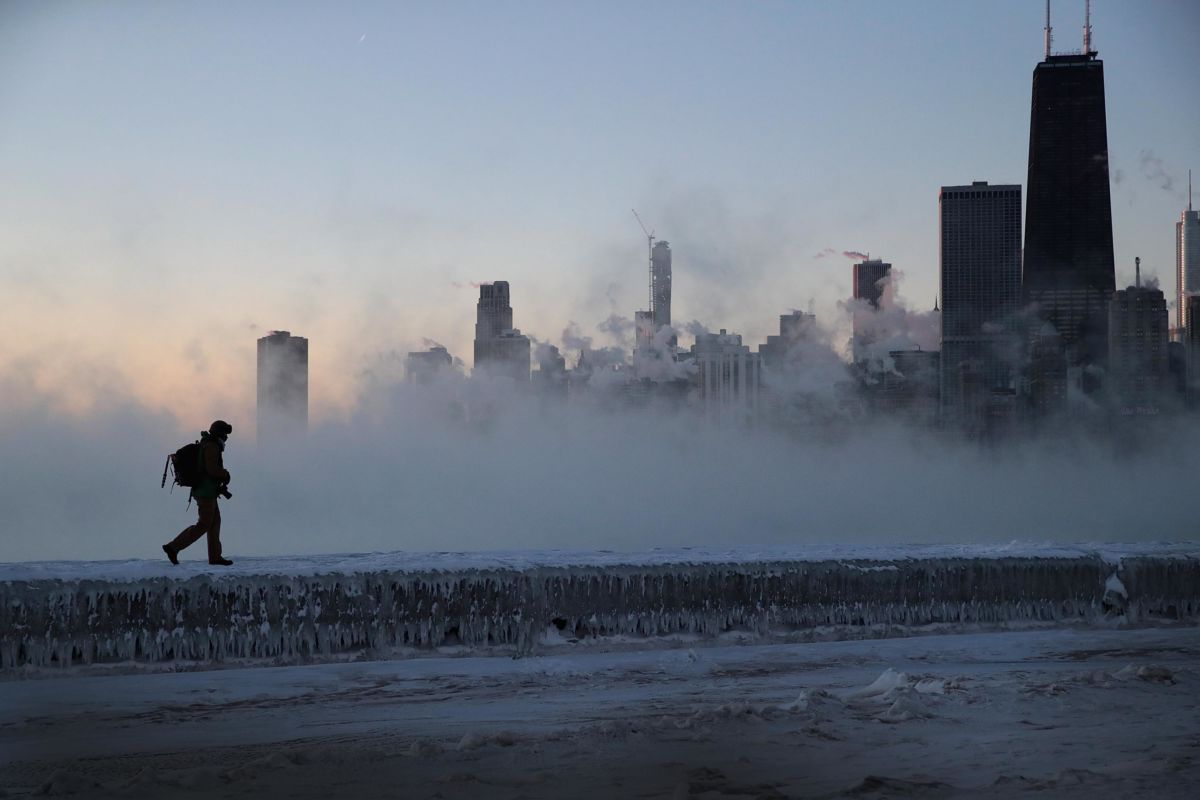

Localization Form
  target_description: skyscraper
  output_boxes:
[1177,172,1200,336]
[1187,296,1200,406]
[758,311,816,372]
[1022,14,1115,368]
[1107,283,1169,412]
[939,181,1022,416]
[406,345,453,385]
[851,258,891,363]
[473,281,530,381]
[691,329,761,422]
[651,240,672,332]
[257,330,308,445]
[852,259,891,310]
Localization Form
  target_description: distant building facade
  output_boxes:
[1188,296,1200,406]
[1026,323,1068,418]
[1177,184,1200,336]
[652,241,673,333]
[692,329,761,422]
[406,345,453,384]
[473,281,530,381]
[257,330,308,445]
[875,348,940,427]
[939,181,1022,419]
[1107,285,1169,412]
[851,259,892,363]
[758,311,817,373]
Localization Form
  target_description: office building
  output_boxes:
[1022,19,1116,367]
[692,329,761,422]
[652,241,673,332]
[758,311,817,372]
[473,282,530,381]
[406,346,453,385]
[1107,283,1169,412]
[939,182,1022,417]
[1177,173,1200,336]
[257,330,308,444]
[851,259,892,363]
[1188,296,1200,406]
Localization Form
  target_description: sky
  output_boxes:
[2,0,1198,426]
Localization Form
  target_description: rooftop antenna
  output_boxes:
[1083,0,1093,55]
[1189,169,1193,211]
[1135,256,1141,289]
[1044,0,1053,59]
[631,209,655,311]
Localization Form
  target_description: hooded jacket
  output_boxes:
[192,431,231,500]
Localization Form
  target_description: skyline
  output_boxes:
[2,0,1199,429]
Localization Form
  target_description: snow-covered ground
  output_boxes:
[8,543,1197,671]
[3,626,1198,798]
[4,541,1199,581]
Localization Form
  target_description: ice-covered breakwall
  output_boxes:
[2,551,1198,671]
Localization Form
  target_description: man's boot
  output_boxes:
[162,544,179,565]
[210,557,233,566]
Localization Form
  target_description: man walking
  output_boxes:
[163,420,234,566]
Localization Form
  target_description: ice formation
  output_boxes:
[2,549,1197,671]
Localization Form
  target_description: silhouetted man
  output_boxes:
[163,420,234,566]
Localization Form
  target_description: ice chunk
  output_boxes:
[853,668,910,698]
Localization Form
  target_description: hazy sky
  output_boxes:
[2,0,1198,426]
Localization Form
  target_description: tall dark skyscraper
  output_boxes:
[851,258,891,363]
[257,330,309,445]
[939,182,1022,416]
[1022,17,1115,367]
[852,259,891,309]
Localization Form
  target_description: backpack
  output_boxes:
[161,441,203,490]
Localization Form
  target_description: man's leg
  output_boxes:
[168,499,216,555]
[206,501,223,563]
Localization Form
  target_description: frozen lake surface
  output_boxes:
[2,626,1198,798]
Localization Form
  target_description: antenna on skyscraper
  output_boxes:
[631,209,655,310]
[1044,0,1053,59]
[1135,256,1141,289]
[1083,0,1093,55]
[1190,169,1193,211]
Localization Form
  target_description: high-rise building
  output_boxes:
[758,311,816,372]
[1026,323,1068,418]
[634,310,655,353]
[652,240,672,332]
[474,281,513,343]
[691,329,761,422]
[1187,295,1200,406]
[257,330,308,445]
[473,282,530,381]
[852,259,891,309]
[851,259,891,363]
[1177,173,1200,337]
[1022,19,1116,368]
[875,348,941,428]
[406,345,453,384]
[1107,283,1169,412]
[939,182,1022,417]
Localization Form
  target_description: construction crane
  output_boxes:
[631,209,654,311]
